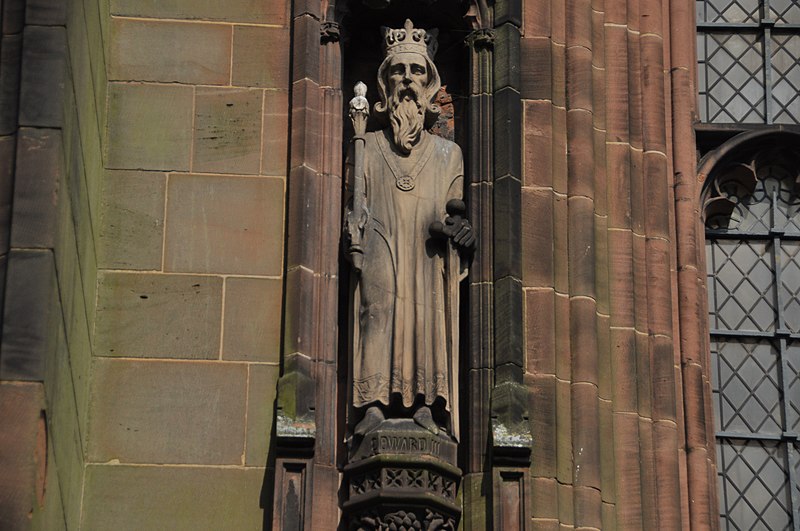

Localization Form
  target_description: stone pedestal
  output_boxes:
[344,419,462,530]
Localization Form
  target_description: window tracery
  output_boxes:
[703,140,800,529]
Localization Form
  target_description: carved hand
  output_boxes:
[429,199,476,250]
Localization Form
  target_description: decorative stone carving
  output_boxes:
[321,21,341,43]
[344,420,461,530]
[343,19,471,529]
[344,19,474,442]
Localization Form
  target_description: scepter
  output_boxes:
[347,82,370,272]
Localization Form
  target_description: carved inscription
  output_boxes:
[371,435,442,456]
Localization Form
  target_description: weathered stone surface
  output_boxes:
[193,88,262,175]
[567,196,595,298]
[246,364,279,466]
[262,90,289,176]
[288,80,321,172]
[65,0,104,161]
[521,187,553,287]
[0,34,22,135]
[109,18,231,85]
[495,175,522,281]
[52,189,93,427]
[88,358,247,465]
[42,320,85,531]
[82,464,265,529]
[110,0,287,25]
[30,435,67,531]
[10,128,62,249]
[0,135,15,251]
[98,171,165,270]
[0,250,57,381]
[27,0,66,25]
[525,289,555,375]
[223,277,281,362]
[105,83,193,171]
[165,175,284,275]
[520,38,551,101]
[290,15,319,83]
[232,26,290,89]
[19,26,66,127]
[95,272,222,359]
[0,382,44,530]
[523,100,552,188]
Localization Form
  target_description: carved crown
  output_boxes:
[381,19,439,60]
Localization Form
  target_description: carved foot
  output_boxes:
[354,406,385,436]
[413,406,440,435]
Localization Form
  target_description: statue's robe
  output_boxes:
[346,129,465,438]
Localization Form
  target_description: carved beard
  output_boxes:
[388,86,425,155]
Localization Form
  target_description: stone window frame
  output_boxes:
[699,130,800,530]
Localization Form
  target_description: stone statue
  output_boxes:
[344,19,475,442]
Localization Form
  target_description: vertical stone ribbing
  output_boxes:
[521,0,559,525]
[565,0,604,526]
[669,0,719,526]
[0,0,24,339]
[493,0,532,528]
[310,19,342,529]
[638,0,684,527]
[523,0,688,527]
[274,0,323,528]
[464,27,495,531]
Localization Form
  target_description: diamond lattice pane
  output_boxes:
[786,343,800,434]
[699,32,766,123]
[770,0,800,24]
[709,240,776,332]
[718,439,793,531]
[712,340,783,434]
[699,0,761,22]
[771,34,800,125]
[781,243,800,333]
[783,197,800,234]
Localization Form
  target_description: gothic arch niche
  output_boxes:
[700,131,800,530]
[335,4,475,529]
[273,0,530,526]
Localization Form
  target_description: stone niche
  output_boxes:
[337,3,473,530]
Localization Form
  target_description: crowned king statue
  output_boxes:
[344,20,475,442]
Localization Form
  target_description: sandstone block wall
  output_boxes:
[78,1,290,528]
[0,0,291,528]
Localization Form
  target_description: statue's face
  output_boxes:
[386,52,429,97]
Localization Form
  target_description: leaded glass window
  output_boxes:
[697,0,800,124]
[704,143,800,530]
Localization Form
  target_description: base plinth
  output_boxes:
[345,419,462,530]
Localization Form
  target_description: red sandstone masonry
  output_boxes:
[566,110,595,198]
[595,214,610,315]
[522,188,555,286]
[553,192,569,293]
[555,292,572,381]
[612,412,644,528]
[668,0,718,521]
[603,271,629,348]
[526,289,557,374]
[570,297,599,385]
[596,314,612,401]
[523,100,554,188]
[529,373,558,478]
[567,196,596,298]
[609,327,638,412]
